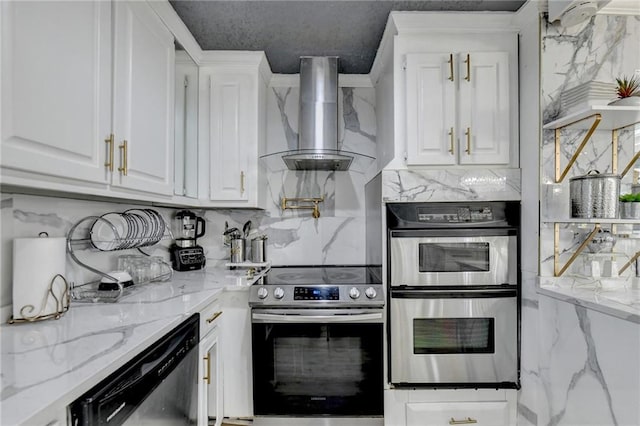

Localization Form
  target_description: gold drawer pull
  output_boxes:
[104,134,114,171]
[203,353,211,384]
[118,140,128,176]
[240,171,245,194]
[465,127,471,155]
[448,53,454,81]
[448,127,455,154]
[450,417,478,425]
[464,53,471,81]
[206,311,222,323]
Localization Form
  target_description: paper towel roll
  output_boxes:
[12,236,67,320]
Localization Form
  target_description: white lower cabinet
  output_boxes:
[219,290,253,418]
[406,401,509,426]
[385,389,517,426]
[199,300,224,426]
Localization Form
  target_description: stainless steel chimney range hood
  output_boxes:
[261,56,374,173]
[284,56,352,171]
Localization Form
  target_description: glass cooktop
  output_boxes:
[264,265,382,286]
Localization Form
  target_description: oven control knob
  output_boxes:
[349,287,361,299]
[273,287,285,299]
[365,287,377,299]
[257,287,269,299]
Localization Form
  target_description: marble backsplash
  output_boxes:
[0,84,377,310]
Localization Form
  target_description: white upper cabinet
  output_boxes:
[111,0,175,196]
[406,50,511,166]
[207,72,253,201]
[1,1,112,186]
[372,13,519,171]
[1,0,175,198]
[199,52,269,207]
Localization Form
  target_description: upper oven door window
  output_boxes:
[390,233,517,287]
[419,243,490,273]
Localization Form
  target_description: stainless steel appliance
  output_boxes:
[170,210,206,271]
[387,202,520,388]
[249,266,384,426]
[68,314,199,425]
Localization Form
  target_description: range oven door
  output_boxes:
[389,228,518,287]
[251,309,383,417]
[389,288,518,387]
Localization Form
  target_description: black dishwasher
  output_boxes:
[69,314,199,426]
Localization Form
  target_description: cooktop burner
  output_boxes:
[249,265,384,308]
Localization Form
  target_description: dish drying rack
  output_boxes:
[67,210,172,303]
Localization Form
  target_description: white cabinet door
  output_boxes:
[406,401,509,426]
[405,50,511,166]
[220,290,253,417]
[406,53,456,166]
[112,0,174,196]
[199,325,222,426]
[207,72,254,202]
[458,51,510,165]
[1,1,111,185]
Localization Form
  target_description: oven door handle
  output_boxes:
[390,288,517,299]
[252,312,383,323]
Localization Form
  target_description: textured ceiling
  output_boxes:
[170,0,527,74]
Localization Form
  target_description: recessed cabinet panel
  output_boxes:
[112,0,174,196]
[406,53,456,165]
[458,52,510,165]
[406,401,509,426]
[208,74,252,201]
[0,1,111,184]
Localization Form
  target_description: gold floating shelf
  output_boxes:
[281,196,324,219]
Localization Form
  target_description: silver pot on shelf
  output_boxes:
[569,170,620,219]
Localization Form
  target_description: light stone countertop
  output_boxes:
[0,263,268,426]
[537,276,640,324]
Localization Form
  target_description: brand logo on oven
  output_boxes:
[310,397,327,401]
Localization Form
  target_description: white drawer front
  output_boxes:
[200,300,223,336]
[406,401,509,426]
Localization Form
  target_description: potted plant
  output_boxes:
[619,192,640,219]
[609,75,640,106]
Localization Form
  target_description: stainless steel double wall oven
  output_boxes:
[387,201,520,388]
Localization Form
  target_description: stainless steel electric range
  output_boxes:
[249,265,384,426]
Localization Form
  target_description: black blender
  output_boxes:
[170,210,206,271]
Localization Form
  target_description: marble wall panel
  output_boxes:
[538,295,640,426]
[381,169,522,202]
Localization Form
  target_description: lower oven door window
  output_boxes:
[390,290,518,387]
[252,317,383,416]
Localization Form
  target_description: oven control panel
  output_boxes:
[294,286,339,300]
[249,284,384,307]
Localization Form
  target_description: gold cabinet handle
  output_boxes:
[240,171,245,194]
[118,140,128,176]
[464,53,471,81]
[464,127,471,155]
[104,134,114,171]
[447,53,454,81]
[206,311,222,323]
[449,417,477,425]
[448,127,455,154]
[203,353,211,384]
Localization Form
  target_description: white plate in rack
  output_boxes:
[90,213,128,251]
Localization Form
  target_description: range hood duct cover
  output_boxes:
[282,56,353,171]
